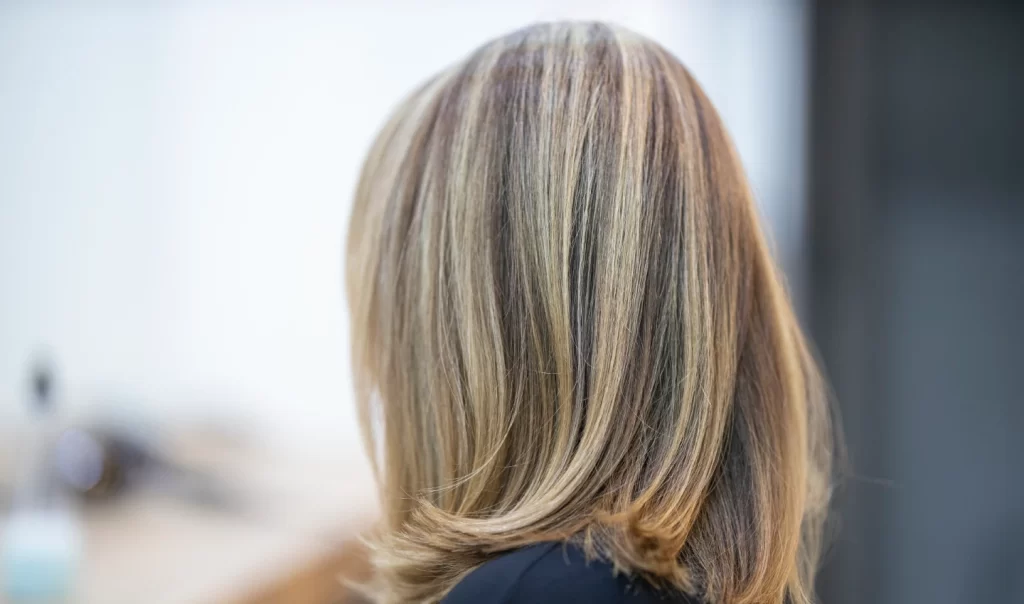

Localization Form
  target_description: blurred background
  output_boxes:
[0,0,1020,602]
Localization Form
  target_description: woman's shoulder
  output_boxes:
[441,542,699,604]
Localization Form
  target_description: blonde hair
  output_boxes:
[346,22,833,604]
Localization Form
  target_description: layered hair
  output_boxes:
[346,22,833,604]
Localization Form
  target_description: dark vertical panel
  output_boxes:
[810,2,1024,603]
[808,2,890,603]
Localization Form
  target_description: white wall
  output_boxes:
[0,1,807,454]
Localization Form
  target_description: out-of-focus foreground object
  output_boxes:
[2,361,82,601]
[1,403,376,603]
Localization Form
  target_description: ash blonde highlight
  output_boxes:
[347,22,834,604]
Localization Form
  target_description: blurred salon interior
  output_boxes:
[1,1,1021,602]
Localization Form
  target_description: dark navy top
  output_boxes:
[442,542,699,603]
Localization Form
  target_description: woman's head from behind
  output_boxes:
[347,22,833,604]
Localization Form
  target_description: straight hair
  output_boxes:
[346,22,834,604]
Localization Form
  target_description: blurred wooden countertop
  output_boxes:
[0,428,378,604]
